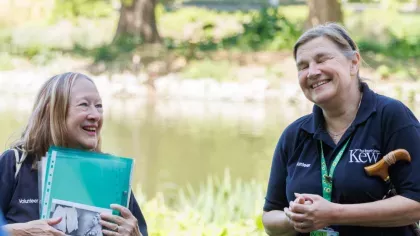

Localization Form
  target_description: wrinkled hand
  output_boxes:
[284,194,313,231]
[100,204,142,236]
[6,217,66,236]
[284,193,338,233]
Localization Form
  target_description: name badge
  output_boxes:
[310,228,339,236]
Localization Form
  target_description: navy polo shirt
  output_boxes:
[0,150,148,236]
[264,83,420,235]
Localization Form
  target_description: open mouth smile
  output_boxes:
[311,80,331,89]
[82,126,97,136]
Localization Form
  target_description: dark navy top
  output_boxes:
[264,83,420,235]
[0,149,148,236]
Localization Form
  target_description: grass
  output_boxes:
[136,170,266,235]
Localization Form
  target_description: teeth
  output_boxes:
[85,127,96,131]
[312,80,329,89]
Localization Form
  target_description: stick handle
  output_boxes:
[364,149,411,181]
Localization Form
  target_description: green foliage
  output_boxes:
[0,53,15,71]
[137,170,266,235]
[160,7,301,59]
[159,6,248,55]
[93,34,143,62]
[342,8,420,79]
[0,17,116,66]
[358,35,420,58]
[346,7,420,59]
[278,5,307,25]
[52,0,114,20]
[175,169,264,224]
[225,7,301,51]
[181,59,238,81]
[2,3,420,81]
[375,65,392,79]
[0,29,12,54]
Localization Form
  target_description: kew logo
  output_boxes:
[19,198,38,204]
[349,149,381,163]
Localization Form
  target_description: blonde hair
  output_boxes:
[12,72,102,163]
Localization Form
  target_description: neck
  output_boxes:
[321,84,362,134]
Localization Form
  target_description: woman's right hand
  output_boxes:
[5,217,66,236]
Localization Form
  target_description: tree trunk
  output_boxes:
[114,0,161,43]
[306,0,343,29]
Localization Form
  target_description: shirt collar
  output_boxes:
[301,82,377,136]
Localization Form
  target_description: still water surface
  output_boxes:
[1,97,418,200]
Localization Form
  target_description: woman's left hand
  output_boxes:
[100,204,142,236]
[284,193,339,233]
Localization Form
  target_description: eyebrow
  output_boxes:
[314,52,332,59]
[296,52,332,67]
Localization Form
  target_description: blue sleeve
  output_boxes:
[0,150,15,215]
[0,211,7,236]
[263,132,289,212]
[382,101,420,202]
[128,192,148,236]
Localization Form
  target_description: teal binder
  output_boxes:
[39,146,134,235]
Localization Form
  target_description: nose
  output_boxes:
[307,62,321,79]
[87,106,102,122]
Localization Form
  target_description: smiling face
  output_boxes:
[66,78,103,150]
[295,36,359,105]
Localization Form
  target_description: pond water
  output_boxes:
[0,95,418,200]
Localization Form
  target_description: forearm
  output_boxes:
[263,210,297,236]
[334,195,420,227]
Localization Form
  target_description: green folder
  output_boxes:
[39,146,134,235]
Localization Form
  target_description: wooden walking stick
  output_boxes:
[364,149,411,183]
[364,149,420,235]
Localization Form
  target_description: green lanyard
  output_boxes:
[320,138,351,202]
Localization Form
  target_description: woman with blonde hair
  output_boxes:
[262,23,420,235]
[0,72,148,236]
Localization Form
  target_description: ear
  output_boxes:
[350,51,361,76]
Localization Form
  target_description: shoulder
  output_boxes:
[376,93,409,111]
[0,149,35,174]
[375,93,419,128]
[281,114,312,141]
[370,93,419,146]
[0,149,17,169]
[275,114,313,154]
[0,149,16,158]
[0,150,17,204]
[374,92,412,115]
